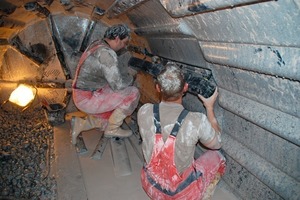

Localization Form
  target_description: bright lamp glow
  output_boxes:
[9,84,36,107]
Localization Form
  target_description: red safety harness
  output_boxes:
[72,40,105,89]
[141,104,203,200]
[71,41,114,119]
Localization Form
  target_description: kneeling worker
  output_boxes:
[71,23,140,147]
[137,62,226,199]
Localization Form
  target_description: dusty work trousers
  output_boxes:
[72,84,140,121]
[141,150,226,200]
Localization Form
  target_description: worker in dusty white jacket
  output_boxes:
[138,63,226,200]
[71,24,140,146]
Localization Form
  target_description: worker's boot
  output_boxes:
[71,115,107,145]
[202,173,221,200]
[75,134,88,155]
[104,108,132,138]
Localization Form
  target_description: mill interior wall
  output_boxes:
[0,0,299,199]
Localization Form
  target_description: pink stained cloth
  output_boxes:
[141,149,226,200]
[72,84,140,119]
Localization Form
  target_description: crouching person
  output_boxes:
[71,24,140,150]
[137,63,226,200]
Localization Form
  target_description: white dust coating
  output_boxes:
[158,66,181,93]
[178,21,195,36]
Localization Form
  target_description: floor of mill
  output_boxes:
[53,113,238,200]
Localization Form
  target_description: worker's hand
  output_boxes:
[198,87,218,109]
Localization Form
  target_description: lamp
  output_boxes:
[8,84,37,107]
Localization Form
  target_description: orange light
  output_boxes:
[9,84,36,107]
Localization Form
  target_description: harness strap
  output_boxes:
[72,40,104,89]
[170,109,189,137]
[153,104,161,133]
[153,104,189,137]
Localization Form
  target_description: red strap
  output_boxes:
[72,41,104,88]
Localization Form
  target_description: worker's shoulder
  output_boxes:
[93,46,117,61]
[137,103,153,121]
[185,110,206,120]
[138,103,153,112]
[94,45,115,54]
